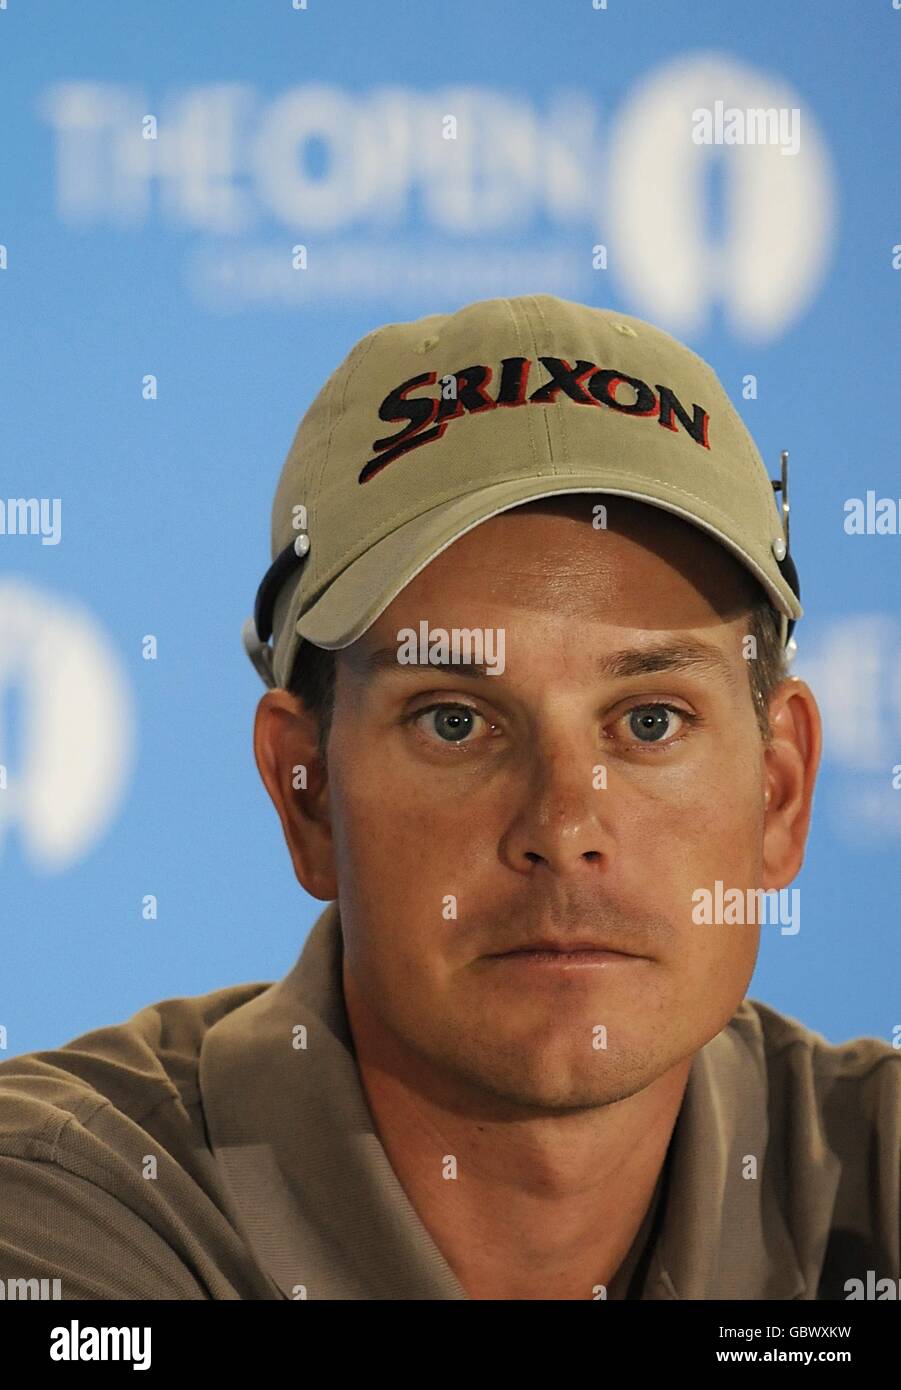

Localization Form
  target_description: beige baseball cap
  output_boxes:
[243,293,801,690]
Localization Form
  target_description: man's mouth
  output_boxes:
[487,940,646,968]
[491,938,639,957]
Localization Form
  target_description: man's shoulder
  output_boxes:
[731,996,898,1069]
[725,996,900,1121]
[0,980,278,1299]
[0,979,272,1152]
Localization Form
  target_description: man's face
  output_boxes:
[322,497,776,1112]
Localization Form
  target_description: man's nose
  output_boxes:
[499,734,615,875]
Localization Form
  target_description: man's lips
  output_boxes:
[489,939,641,957]
[485,940,648,967]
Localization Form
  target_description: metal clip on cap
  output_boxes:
[771,449,800,651]
[242,616,276,689]
[243,531,312,689]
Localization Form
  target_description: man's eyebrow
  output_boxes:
[347,647,492,679]
[596,639,739,687]
[346,637,739,686]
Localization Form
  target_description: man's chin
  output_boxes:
[467,1071,656,1115]
[429,1042,663,1114]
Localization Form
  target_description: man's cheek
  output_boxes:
[683,786,761,860]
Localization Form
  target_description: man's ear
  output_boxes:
[761,676,823,890]
[253,689,338,900]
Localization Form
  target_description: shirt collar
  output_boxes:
[644,1023,811,1299]
[200,901,812,1301]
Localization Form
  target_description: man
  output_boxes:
[0,294,897,1300]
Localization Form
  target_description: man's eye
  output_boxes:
[619,704,689,745]
[413,703,486,744]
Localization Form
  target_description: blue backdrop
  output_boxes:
[2,0,899,1056]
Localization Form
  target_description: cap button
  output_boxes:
[294,533,311,559]
[771,536,787,561]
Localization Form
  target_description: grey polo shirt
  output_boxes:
[0,901,898,1300]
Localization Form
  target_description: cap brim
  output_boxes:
[280,473,801,678]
